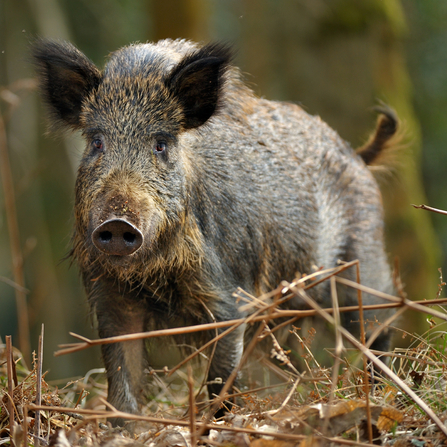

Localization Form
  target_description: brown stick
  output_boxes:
[187,365,197,446]
[34,325,44,447]
[0,276,30,294]
[195,320,269,441]
[335,276,447,320]
[354,263,372,444]
[412,203,447,216]
[323,276,342,436]
[239,260,362,314]
[168,295,289,377]
[55,296,447,356]
[22,405,28,447]
[0,112,30,364]
[287,284,447,438]
[6,336,14,443]
[11,354,18,389]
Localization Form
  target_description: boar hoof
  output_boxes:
[92,218,143,256]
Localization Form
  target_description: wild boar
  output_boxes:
[32,38,395,422]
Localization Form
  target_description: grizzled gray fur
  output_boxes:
[32,38,395,423]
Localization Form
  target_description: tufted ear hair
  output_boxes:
[31,39,102,131]
[165,43,232,130]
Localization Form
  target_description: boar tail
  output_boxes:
[356,105,401,167]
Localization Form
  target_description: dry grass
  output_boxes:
[2,262,447,446]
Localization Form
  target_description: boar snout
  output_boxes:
[92,218,143,256]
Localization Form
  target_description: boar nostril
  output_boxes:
[123,232,136,245]
[92,219,143,256]
[100,231,113,243]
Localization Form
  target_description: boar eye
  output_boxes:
[91,138,104,152]
[154,141,167,154]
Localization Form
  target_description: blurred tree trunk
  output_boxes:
[150,0,211,42]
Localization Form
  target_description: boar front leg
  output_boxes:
[93,287,148,425]
[206,323,245,408]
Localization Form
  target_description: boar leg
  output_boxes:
[94,290,147,425]
[206,323,245,408]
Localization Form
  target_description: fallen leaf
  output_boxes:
[377,407,404,431]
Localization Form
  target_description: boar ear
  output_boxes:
[166,43,232,130]
[31,39,101,130]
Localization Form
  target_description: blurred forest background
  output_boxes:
[1,0,446,380]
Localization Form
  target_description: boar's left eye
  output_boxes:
[154,141,167,154]
[91,138,104,152]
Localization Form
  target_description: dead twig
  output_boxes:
[335,276,447,321]
[196,319,270,440]
[323,276,345,437]
[412,203,447,216]
[6,336,14,442]
[266,378,301,416]
[56,293,447,357]
[239,260,362,314]
[169,293,293,378]
[354,263,373,444]
[287,284,447,438]
[0,276,30,294]
[34,325,44,447]
[22,405,28,447]
[187,365,196,446]
[194,299,218,400]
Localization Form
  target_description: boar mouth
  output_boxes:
[91,218,144,256]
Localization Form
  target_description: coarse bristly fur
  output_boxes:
[31,37,398,425]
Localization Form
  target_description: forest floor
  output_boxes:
[2,263,447,447]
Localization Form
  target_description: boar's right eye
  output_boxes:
[154,141,167,154]
[91,138,104,153]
